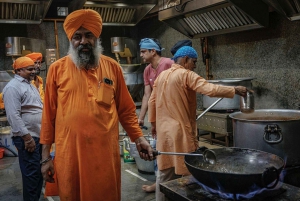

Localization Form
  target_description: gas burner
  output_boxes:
[194,180,286,200]
[160,175,300,201]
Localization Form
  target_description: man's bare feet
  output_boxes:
[142,183,156,193]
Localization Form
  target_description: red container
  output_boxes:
[0,148,4,159]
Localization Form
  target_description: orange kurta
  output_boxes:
[0,93,4,109]
[148,64,235,175]
[31,76,44,102]
[40,55,143,201]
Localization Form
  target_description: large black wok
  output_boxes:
[185,147,284,194]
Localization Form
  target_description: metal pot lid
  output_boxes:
[229,109,300,121]
[208,77,256,83]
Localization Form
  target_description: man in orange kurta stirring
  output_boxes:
[148,46,247,201]
[39,9,154,201]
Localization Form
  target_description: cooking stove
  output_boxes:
[160,175,300,201]
[197,110,238,147]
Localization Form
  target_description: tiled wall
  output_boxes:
[136,12,300,110]
[0,10,300,110]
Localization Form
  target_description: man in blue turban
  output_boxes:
[148,46,248,201]
[173,46,197,61]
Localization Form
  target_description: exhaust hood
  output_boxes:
[0,0,53,24]
[262,0,300,21]
[1,0,157,26]
[158,0,269,38]
[83,0,157,26]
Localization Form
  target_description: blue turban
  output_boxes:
[171,40,192,55]
[139,38,164,51]
[173,46,198,61]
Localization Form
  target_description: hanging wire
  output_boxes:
[175,0,194,12]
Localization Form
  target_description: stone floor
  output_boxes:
[0,137,222,201]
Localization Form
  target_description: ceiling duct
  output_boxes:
[158,0,269,38]
[0,0,53,24]
[262,0,300,21]
[83,0,157,26]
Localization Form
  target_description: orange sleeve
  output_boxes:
[0,93,4,109]
[186,71,235,98]
[40,62,58,144]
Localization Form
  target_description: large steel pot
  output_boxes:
[203,77,254,110]
[185,147,284,194]
[230,109,300,167]
[123,72,144,101]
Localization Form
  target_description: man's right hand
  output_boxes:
[41,159,55,183]
[234,86,247,97]
[138,119,144,126]
[22,134,36,152]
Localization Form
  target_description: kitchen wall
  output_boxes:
[0,10,299,109]
[136,12,300,110]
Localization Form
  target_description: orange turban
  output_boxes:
[63,9,102,41]
[25,52,42,62]
[13,57,34,70]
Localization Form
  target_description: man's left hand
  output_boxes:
[135,136,154,161]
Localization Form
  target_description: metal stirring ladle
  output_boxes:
[154,149,216,165]
[140,98,223,165]
[196,98,223,121]
[141,149,217,165]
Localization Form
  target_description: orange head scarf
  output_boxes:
[63,9,102,41]
[25,52,42,62]
[13,57,34,70]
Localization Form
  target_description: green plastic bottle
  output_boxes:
[123,138,135,163]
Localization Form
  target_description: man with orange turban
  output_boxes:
[3,57,43,201]
[40,9,154,201]
[0,52,44,110]
[25,52,45,102]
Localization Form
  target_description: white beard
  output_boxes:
[68,39,103,70]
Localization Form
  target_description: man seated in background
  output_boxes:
[148,46,247,201]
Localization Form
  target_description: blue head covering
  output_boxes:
[173,46,198,61]
[171,40,192,56]
[139,38,165,51]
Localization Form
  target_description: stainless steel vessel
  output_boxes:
[111,37,125,53]
[230,109,300,167]
[203,77,254,110]
[125,136,156,174]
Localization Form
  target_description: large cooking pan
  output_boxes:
[185,147,284,195]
